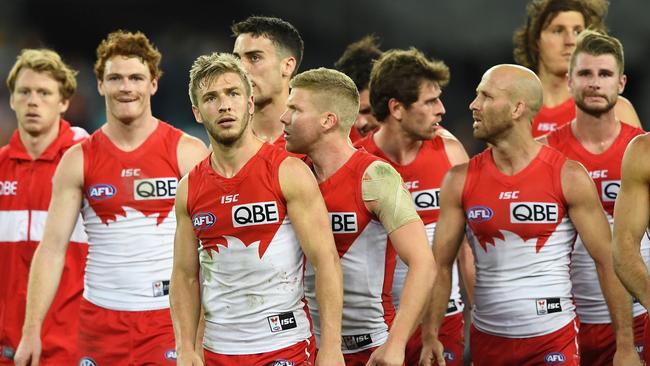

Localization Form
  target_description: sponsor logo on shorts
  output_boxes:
[446,299,459,313]
[536,298,562,315]
[342,333,373,350]
[601,180,620,202]
[164,349,177,360]
[271,360,295,366]
[152,280,170,297]
[329,212,358,233]
[267,312,297,333]
[636,343,644,354]
[1,346,15,359]
[192,212,216,230]
[88,184,116,200]
[467,206,493,223]
[544,352,566,364]
[510,202,558,224]
[412,188,441,211]
[79,357,98,366]
[134,177,177,200]
[443,350,455,361]
[232,201,279,227]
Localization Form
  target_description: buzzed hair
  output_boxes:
[188,52,252,106]
[94,30,163,80]
[513,0,609,72]
[290,67,360,133]
[334,35,382,91]
[7,48,78,100]
[569,29,624,74]
[370,48,450,122]
[231,16,304,75]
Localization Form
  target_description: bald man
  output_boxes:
[419,65,638,366]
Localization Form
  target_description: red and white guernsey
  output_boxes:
[532,98,576,138]
[547,122,648,323]
[463,145,577,337]
[305,150,395,353]
[81,121,181,311]
[0,120,87,363]
[187,143,311,354]
[355,133,463,316]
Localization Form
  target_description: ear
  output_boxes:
[387,98,404,120]
[618,74,627,94]
[97,78,105,96]
[191,105,204,124]
[322,112,337,131]
[150,78,159,96]
[9,94,15,111]
[59,98,70,115]
[282,56,297,78]
[248,95,255,115]
[511,100,526,120]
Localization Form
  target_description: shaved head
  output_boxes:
[484,64,543,119]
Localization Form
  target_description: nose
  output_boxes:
[437,99,446,116]
[218,98,232,112]
[469,96,479,111]
[565,29,578,46]
[354,115,367,130]
[26,91,38,105]
[279,109,290,126]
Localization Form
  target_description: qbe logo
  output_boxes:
[267,312,297,333]
[412,188,441,211]
[467,206,493,223]
[232,201,279,227]
[88,184,116,200]
[134,177,177,200]
[601,180,620,202]
[192,212,216,230]
[329,212,358,233]
[544,352,566,364]
[510,202,558,224]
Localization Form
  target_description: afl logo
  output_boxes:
[544,352,566,364]
[88,184,116,200]
[192,212,216,230]
[79,357,97,366]
[467,206,493,223]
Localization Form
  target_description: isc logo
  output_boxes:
[601,180,620,202]
[467,206,493,223]
[510,202,558,224]
[192,212,216,230]
[537,122,558,132]
[232,201,279,227]
[412,188,440,211]
[329,212,358,233]
[134,177,177,200]
[544,352,566,364]
[88,184,116,200]
[267,312,297,333]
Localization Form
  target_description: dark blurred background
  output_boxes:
[2,0,649,155]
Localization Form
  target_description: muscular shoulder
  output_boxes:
[177,134,209,176]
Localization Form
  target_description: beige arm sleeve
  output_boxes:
[361,161,421,233]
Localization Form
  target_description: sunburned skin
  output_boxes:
[361,161,420,233]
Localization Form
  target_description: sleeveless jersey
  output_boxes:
[547,122,648,323]
[0,120,87,363]
[532,98,576,138]
[81,121,181,311]
[463,145,577,337]
[355,133,463,315]
[187,143,311,354]
[305,150,395,353]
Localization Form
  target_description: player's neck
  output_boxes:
[572,109,620,154]
[18,119,60,159]
[209,129,263,178]
[490,126,542,176]
[251,95,287,143]
[373,122,422,165]
[102,113,158,152]
[538,68,571,107]
[310,135,356,183]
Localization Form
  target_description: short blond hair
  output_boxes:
[188,52,252,106]
[7,48,78,100]
[289,68,359,133]
[569,29,624,75]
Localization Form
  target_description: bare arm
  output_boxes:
[279,157,344,366]
[177,134,209,176]
[614,134,650,309]
[615,96,642,128]
[14,145,85,366]
[563,160,639,365]
[420,164,469,366]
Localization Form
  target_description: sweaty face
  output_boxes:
[537,11,585,76]
[10,68,69,136]
[570,53,624,116]
[98,56,158,124]
[192,72,254,146]
[280,88,324,154]
[469,72,514,142]
[354,89,380,136]
[400,81,446,141]
[233,34,287,108]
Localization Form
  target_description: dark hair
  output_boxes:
[370,48,450,122]
[513,0,608,72]
[94,30,162,80]
[334,35,382,91]
[231,16,304,75]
